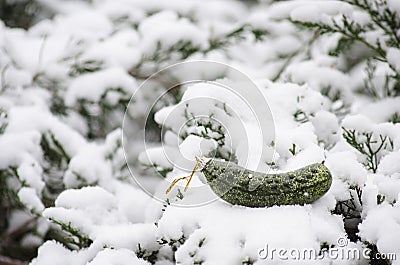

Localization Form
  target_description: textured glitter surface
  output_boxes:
[201,159,332,208]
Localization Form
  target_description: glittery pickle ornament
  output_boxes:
[166,157,332,208]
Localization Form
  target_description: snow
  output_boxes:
[17,162,45,192]
[55,186,116,210]
[342,114,400,147]
[81,29,141,70]
[357,97,400,123]
[65,67,137,106]
[342,114,373,132]
[5,106,87,156]
[273,35,303,56]
[88,248,149,265]
[378,151,400,176]
[0,131,41,169]
[261,82,331,166]
[138,145,175,170]
[150,79,275,171]
[311,110,340,146]
[387,0,400,13]
[31,241,91,265]
[351,10,371,27]
[155,201,347,264]
[325,151,367,186]
[138,11,209,55]
[3,31,70,73]
[63,144,112,188]
[285,145,325,171]
[178,135,218,161]
[111,182,152,223]
[361,178,380,211]
[358,202,400,264]
[291,123,318,150]
[268,0,353,20]
[21,234,44,248]
[96,1,146,25]
[90,223,159,253]
[1,66,32,88]
[18,187,45,213]
[283,61,352,100]
[111,0,246,22]
[372,174,400,203]
[43,187,128,236]
[35,11,113,39]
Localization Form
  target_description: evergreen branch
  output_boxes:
[69,60,103,77]
[1,64,10,91]
[363,59,379,98]
[49,218,92,249]
[342,127,391,172]
[40,132,71,167]
[292,12,400,97]
[343,0,400,47]
[333,186,363,222]
[135,244,159,264]
[292,16,384,58]
[207,24,268,51]
[129,23,269,78]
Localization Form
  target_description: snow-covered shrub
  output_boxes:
[283,0,400,99]
[1,0,400,264]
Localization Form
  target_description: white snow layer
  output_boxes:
[0,0,398,264]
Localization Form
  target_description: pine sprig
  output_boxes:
[343,0,400,47]
[207,24,269,51]
[40,132,70,206]
[292,15,376,56]
[75,87,130,139]
[342,127,392,172]
[157,234,186,252]
[0,167,24,234]
[291,0,400,97]
[136,243,159,264]
[49,218,93,249]
[69,59,103,77]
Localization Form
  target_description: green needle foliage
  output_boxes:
[342,127,393,173]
